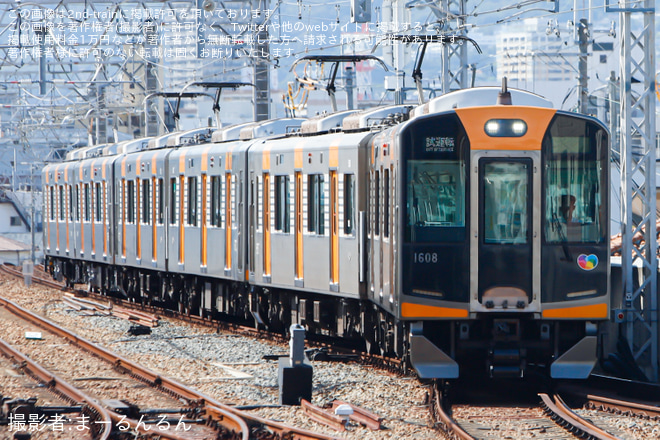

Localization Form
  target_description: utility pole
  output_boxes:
[253,0,270,121]
[609,0,657,381]
[577,18,589,114]
[440,0,468,92]
[608,71,619,154]
[345,66,355,110]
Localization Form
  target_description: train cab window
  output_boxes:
[127,181,135,224]
[275,175,290,233]
[157,178,164,225]
[142,179,150,225]
[210,175,223,227]
[188,176,198,227]
[403,113,468,243]
[170,178,177,225]
[308,174,324,235]
[543,114,608,243]
[344,174,355,236]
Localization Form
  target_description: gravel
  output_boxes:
[0,276,437,439]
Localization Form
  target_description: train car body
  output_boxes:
[373,90,610,378]
[43,87,610,380]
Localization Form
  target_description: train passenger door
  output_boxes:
[472,155,538,311]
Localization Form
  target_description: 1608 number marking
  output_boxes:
[413,252,438,263]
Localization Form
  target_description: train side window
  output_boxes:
[49,186,55,221]
[275,175,290,233]
[188,176,198,227]
[127,180,134,224]
[210,175,222,227]
[157,178,164,225]
[142,179,150,225]
[344,174,354,235]
[84,183,91,222]
[59,186,65,221]
[308,174,324,235]
[169,178,177,225]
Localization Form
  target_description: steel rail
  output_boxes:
[0,266,340,440]
[0,337,113,440]
[539,393,621,440]
[429,383,475,440]
[587,394,660,419]
[0,294,250,440]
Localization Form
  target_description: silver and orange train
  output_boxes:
[43,86,610,379]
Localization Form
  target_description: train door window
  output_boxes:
[95,183,102,223]
[84,184,91,222]
[142,179,150,225]
[374,171,380,236]
[59,186,65,221]
[188,176,198,227]
[257,175,262,231]
[210,175,222,227]
[74,185,79,221]
[308,174,325,235]
[157,178,164,225]
[169,178,177,225]
[384,169,390,238]
[68,186,74,221]
[102,182,107,225]
[275,175,290,233]
[344,174,354,235]
[231,174,237,227]
[482,161,529,244]
[49,187,54,221]
[127,180,134,224]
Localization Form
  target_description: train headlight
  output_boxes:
[484,119,528,137]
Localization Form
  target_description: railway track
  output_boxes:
[3,262,407,375]
[0,264,340,439]
[429,381,660,440]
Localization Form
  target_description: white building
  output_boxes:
[496,18,618,110]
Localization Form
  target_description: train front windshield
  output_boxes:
[543,114,608,244]
[404,113,469,244]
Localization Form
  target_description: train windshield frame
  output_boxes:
[402,113,469,243]
[542,113,608,244]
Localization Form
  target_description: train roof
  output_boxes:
[239,118,306,140]
[341,105,413,132]
[412,87,554,118]
[301,110,358,135]
[211,121,255,143]
[165,127,215,147]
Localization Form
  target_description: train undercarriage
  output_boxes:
[47,257,409,360]
[47,256,597,380]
